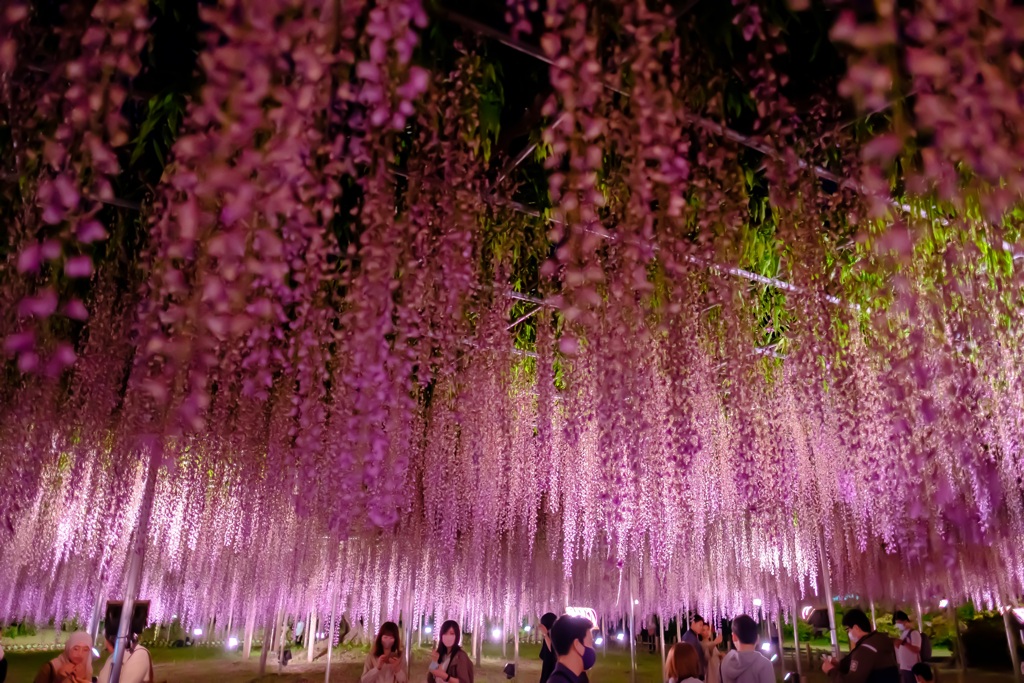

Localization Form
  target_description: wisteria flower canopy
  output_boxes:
[2,0,1024,630]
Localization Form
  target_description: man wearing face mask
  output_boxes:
[892,611,922,683]
[546,616,597,683]
[822,609,899,683]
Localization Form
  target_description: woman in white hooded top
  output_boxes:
[362,621,409,683]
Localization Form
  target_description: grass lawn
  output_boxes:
[2,638,1016,683]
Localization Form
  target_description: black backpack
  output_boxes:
[904,629,932,662]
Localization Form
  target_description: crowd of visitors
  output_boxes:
[528,605,937,683]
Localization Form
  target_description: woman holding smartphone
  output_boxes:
[427,620,473,683]
[363,622,408,683]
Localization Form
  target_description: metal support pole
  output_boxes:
[948,597,965,673]
[259,606,274,676]
[915,589,925,633]
[307,609,318,662]
[514,610,521,681]
[792,600,803,680]
[475,613,482,667]
[818,533,840,660]
[325,590,337,683]
[1004,608,1022,683]
[628,574,637,683]
[870,599,877,632]
[659,610,667,659]
[675,613,682,644]
[776,607,787,677]
[243,602,256,659]
[109,452,160,683]
[88,589,105,648]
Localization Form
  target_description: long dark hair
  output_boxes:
[436,620,462,659]
[373,621,402,658]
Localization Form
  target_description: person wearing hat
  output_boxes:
[892,611,922,683]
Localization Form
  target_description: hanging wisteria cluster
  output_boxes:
[2,0,1024,635]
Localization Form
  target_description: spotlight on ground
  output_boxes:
[227,637,239,649]
[938,599,949,609]
[193,628,203,636]
[753,599,763,607]
[616,632,625,642]
[491,628,502,640]
[761,642,772,653]
[524,625,532,632]
[425,626,433,634]
[595,637,604,647]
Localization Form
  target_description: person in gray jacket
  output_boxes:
[720,615,775,683]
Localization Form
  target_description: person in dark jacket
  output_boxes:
[823,609,900,683]
[681,616,708,680]
[545,615,596,683]
[538,612,558,683]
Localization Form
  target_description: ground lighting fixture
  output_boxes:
[227,637,239,649]
[491,627,502,640]
[938,599,949,609]
[595,636,604,646]
[616,632,625,642]
[193,628,203,636]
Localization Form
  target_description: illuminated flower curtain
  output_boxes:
[2,0,1024,632]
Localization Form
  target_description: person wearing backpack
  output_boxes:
[893,611,923,683]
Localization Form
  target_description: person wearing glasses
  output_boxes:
[821,608,899,683]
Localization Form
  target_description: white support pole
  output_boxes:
[818,533,840,660]
[628,573,637,683]
[307,608,318,662]
[87,589,105,648]
[243,602,256,659]
[658,612,667,682]
[326,590,337,683]
[259,606,274,676]
[792,600,803,680]
[915,589,925,634]
[109,451,160,683]
[870,599,877,632]
[776,607,787,678]
[675,613,682,644]
[1003,608,1022,683]
[514,612,520,678]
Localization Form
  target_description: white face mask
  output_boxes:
[382,636,395,651]
[897,624,907,635]
[849,632,860,646]
[442,634,456,649]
